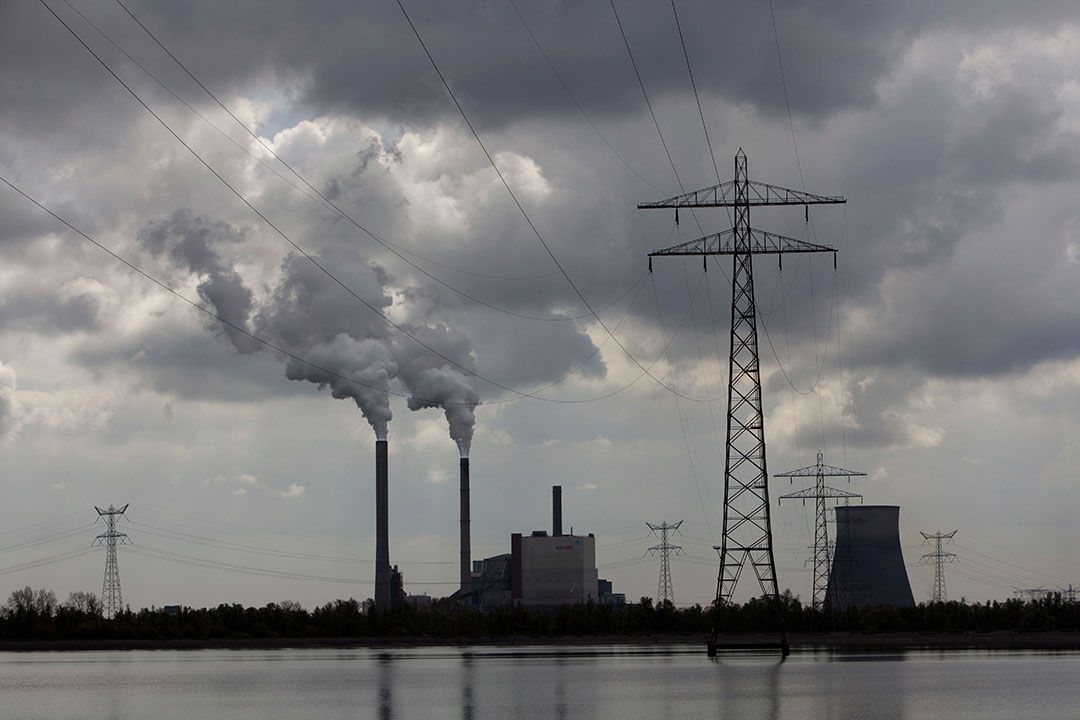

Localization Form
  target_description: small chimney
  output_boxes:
[553,485,563,537]
[459,457,471,596]
[374,439,391,609]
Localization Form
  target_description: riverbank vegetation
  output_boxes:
[2,587,1078,642]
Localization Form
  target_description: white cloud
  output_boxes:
[426,466,450,485]
[280,482,306,499]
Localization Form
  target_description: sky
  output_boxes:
[2,0,1080,611]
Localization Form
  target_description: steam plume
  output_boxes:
[285,334,397,439]
[394,325,480,457]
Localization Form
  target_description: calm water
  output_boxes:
[1,646,1076,719]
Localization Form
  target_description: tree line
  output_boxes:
[2,586,1078,642]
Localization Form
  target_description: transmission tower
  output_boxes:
[645,521,683,606]
[776,451,863,613]
[93,504,130,619]
[919,530,957,603]
[640,150,845,654]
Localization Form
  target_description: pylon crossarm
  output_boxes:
[778,485,862,501]
[638,180,844,209]
[649,228,835,257]
[774,464,867,478]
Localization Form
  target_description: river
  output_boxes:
[1,646,1075,719]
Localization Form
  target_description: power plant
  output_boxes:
[826,505,915,608]
[451,485,616,611]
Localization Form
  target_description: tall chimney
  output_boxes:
[374,439,391,609]
[553,485,563,537]
[459,457,471,596]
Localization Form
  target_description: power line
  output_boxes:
[29,1,719,408]
[96,0,637,284]
[609,0,686,197]
[668,0,721,185]
[128,544,459,586]
[40,0,641,411]
[0,524,97,554]
[766,0,805,189]
[127,520,457,565]
[110,0,618,287]
[0,547,98,577]
[396,0,721,404]
[954,544,1073,587]
[507,0,662,193]
[0,173,703,408]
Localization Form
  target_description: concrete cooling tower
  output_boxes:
[826,505,915,608]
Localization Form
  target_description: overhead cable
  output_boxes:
[396,0,724,403]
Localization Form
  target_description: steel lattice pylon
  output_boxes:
[93,503,130,619]
[920,530,957,603]
[776,451,863,614]
[646,520,683,606]
[640,150,845,654]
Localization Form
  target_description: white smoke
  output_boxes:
[139,210,483,447]
[285,334,397,439]
[393,324,480,457]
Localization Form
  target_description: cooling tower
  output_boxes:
[374,439,391,608]
[826,504,915,608]
[460,457,471,595]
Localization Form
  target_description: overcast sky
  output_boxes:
[2,0,1079,610]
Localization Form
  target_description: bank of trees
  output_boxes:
[1,586,1078,642]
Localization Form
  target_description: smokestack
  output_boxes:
[374,439,391,609]
[460,457,471,596]
[553,485,563,537]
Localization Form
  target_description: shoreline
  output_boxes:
[1,631,1078,653]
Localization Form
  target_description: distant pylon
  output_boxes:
[919,530,957,603]
[646,521,683,605]
[776,451,863,613]
[93,504,131,618]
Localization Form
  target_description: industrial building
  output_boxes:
[462,485,609,610]
[511,485,599,608]
[826,505,915,608]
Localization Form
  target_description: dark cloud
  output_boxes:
[0,286,103,335]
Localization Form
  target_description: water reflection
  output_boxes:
[461,653,474,720]
[553,654,568,720]
[377,652,394,720]
[1,646,1074,720]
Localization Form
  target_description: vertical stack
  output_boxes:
[459,457,471,595]
[374,439,391,608]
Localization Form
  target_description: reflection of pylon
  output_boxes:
[646,521,683,605]
[93,504,130,619]
[919,530,957,603]
[776,451,863,613]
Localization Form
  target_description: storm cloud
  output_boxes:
[1,1,1080,606]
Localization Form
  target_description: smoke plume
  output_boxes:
[139,210,483,447]
[138,210,259,354]
[394,324,480,457]
[255,250,399,438]
[284,334,397,439]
